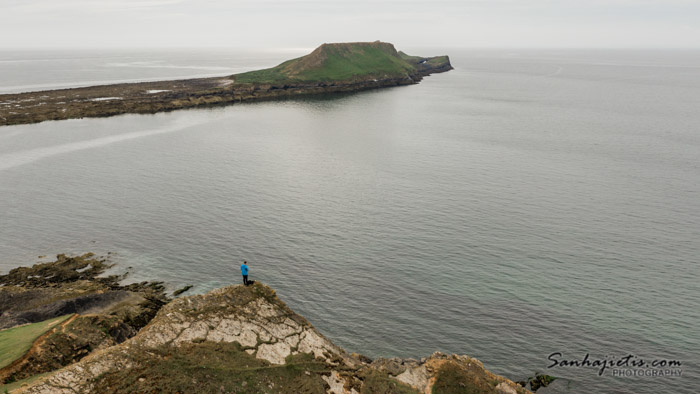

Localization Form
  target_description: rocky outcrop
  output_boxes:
[17,283,528,394]
[0,291,141,330]
[0,254,169,386]
[0,254,168,331]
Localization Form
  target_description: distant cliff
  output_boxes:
[234,41,452,83]
[0,41,452,126]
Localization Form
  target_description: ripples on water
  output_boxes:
[1,49,699,393]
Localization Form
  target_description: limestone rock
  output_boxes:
[322,371,351,394]
[396,364,430,389]
[256,342,291,364]
[17,283,529,394]
[497,382,520,394]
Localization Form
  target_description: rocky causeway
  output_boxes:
[0,42,453,127]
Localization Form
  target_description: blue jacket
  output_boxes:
[241,264,248,276]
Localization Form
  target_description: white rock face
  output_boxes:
[257,342,292,364]
[173,320,209,344]
[18,284,528,394]
[322,371,347,394]
[496,382,519,394]
[298,329,334,359]
[19,284,343,393]
[205,318,242,342]
[284,333,300,347]
[396,364,430,391]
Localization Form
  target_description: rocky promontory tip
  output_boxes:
[5,276,527,393]
[0,41,452,127]
[1,255,544,393]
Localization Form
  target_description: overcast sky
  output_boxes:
[1,0,699,49]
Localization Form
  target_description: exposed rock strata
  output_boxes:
[18,283,528,394]
[0,254,167,331]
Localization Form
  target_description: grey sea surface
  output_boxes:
[0,48,699,393]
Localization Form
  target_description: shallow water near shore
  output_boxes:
[1,48,699,393]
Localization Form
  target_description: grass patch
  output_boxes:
[427,56,450,66]
[398,51,423,62]
[0,372,51,393]
[432,362,512,394]
[0,315,71,369]
[91,341,419,393]
[358,369,419,394]
[92,341,333,393]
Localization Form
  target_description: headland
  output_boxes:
[0,254,559,393]
[0,42,452,127]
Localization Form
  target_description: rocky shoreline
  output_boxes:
[1,255,556,393]
[0,254,168,331]
[0,58,451,127]
[0,254,170,387]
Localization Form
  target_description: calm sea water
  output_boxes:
[1,48,698,393]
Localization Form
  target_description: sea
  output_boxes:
[0,48,698,393]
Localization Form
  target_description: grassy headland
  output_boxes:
[14,281,530,394]
[235,41,423,83]
[0,41,452,126]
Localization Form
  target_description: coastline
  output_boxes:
[0,59,451,127]
[0,254,552,393]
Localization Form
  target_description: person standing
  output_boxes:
[241,261,249,286]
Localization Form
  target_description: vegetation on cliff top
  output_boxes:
[1,255,541,393]
[16,279,530,394]
[0,254,170,391]
[90,342,419,393]
[0,315,71,370]
[234,41,451,83]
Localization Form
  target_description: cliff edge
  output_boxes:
[16,282,527,394]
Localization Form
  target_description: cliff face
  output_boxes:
[18,283,528,394]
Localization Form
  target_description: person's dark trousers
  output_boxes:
[242,275,248,286]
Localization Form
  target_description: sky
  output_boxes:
[1,0,699,49]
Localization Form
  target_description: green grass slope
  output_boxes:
[0,315,71,370]
[234,41,448,84]
[0,372,51,393]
